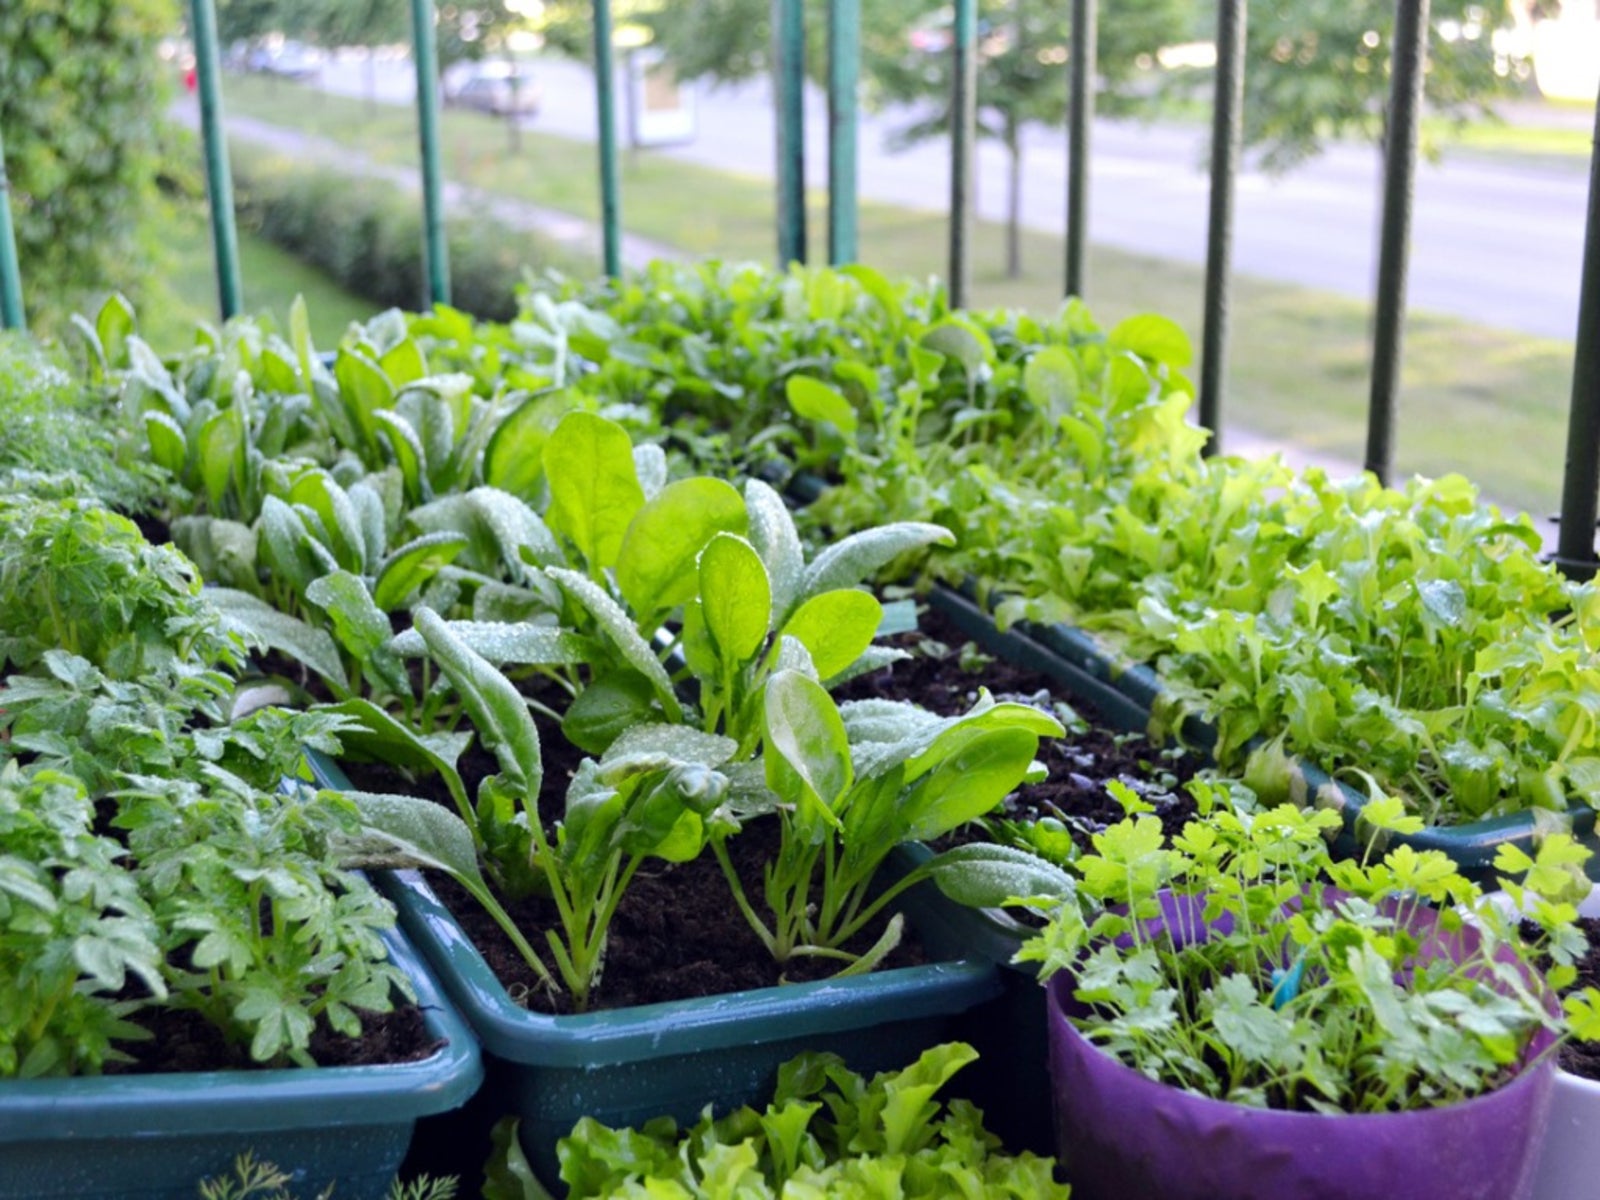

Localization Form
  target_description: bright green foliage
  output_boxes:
[1014,805,1598,1113]
[0,0,174,328]
[713,670,1062,968]
[0,332,161,510]
[116,769,410,1066]
[0,764,164,1079]
[542,1042,1068,1198]
[347,610,734,1012]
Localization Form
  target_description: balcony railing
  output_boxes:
[1,0,1597,575]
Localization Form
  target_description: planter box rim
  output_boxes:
[0,914,483,1142]
[377,867,1000,1068]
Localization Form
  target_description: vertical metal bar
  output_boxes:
[190,0,243,320]
[1554,81,1600,579]
[409,0,451,307]
[1198,0,1246,455]
[1065,0,1096,298]
[0,127,25,332]
[1365,0,1429,485]
[772,0,808,266]
[827,0,860,265]
[948,0,978,308]
[593,0,622,277]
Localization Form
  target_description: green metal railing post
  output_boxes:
[1553,81,1600,579]
[827,0,860,265]
[593,0,622,277]
[190,0,243,320]
[1065,0,1096,298]
[1198,0,1246,455]
[948,0,977,308]
[1365,0,1429,486]
[408,0,451,307]
[0,127,25,331]
[773,0,808,266]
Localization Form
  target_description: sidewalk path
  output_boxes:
[173,103,682,271]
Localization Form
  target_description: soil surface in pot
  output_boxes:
[105,1002,441,1074]
[1557,915,1600,1080]
[832,606,1205,855]
[431,813,929,1016]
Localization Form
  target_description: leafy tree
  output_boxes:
[0,0,175,329]
[1219,0,1515,172]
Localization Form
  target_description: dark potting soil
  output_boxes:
[1558,916,1600,1080]
[104,1000,441,1074]
[431,814,928,1016]
[832,605,1204,855]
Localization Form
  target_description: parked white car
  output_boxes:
[444,62,540,116]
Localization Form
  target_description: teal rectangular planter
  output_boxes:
[0,918,483,1200]
[373,867,1002,1189]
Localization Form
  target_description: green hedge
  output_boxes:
[230,145,583,322]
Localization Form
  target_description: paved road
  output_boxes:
[311,52,1591,341]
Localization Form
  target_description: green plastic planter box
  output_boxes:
[0,921,483,1200]
[934,584,1600,882]
[372,867,1002,1189]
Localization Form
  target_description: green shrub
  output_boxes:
[231,146,581,321]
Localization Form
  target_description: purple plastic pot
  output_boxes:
[1045,892,1558,1200]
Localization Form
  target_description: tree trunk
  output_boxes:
[1005,115,1024,279]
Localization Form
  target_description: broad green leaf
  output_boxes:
[206,586,349,694]
[764,669,853,835]
[289,468,366,573]
[1108,313,1193,367]
[483,1117,554,1200]
[922,843,1078,907]
[304,571,408,696]
[373,531,470,611]
[561,671,661,755]
[374,409,429,505]
[414,607,544,800]
[786,375,858,435]
[699,533,771,667]
[632,443,668,499]
[1023,346,1080,415]
[468,486,564,574]
[143,410,188,477]
[920,320,992,378]
[196,408,244,515]
[781,589,883,681]
[317,697,471,822]
[96,292,136,369]
[543,411,645,570]
[391,620,591,667]
[333,349,394,460]
[339,790,485,885]
[483,393,564,500]
[347,480,388,570]
[546,568,683,722]
[171,516,257,589]
[603,724,737,768]
[380,338,427,387]
[395,387,455,489]
[799,523,954,601]
[615,478,747,622]
[745,479,806,625]
[900,726,1043,842]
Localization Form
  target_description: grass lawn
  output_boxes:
[141,196,377,351]
[221,72,1580,517]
